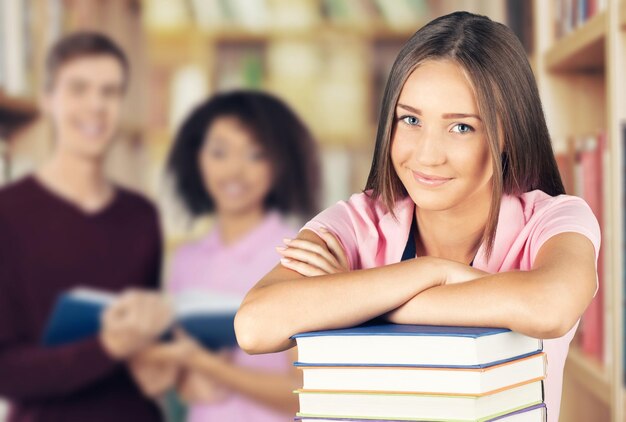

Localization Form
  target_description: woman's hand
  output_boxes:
[128,339,191,398]
[384,258,489,325]
[276,228,349,277]
[173,331,231,404]
[100,290,175,359]
[436,258,490,284]
[177,370,229,404]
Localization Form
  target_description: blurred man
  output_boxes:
[0,32,173,421]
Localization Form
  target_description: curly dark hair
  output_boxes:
[167,90,321,219]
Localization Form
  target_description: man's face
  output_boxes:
[42,55,126,160]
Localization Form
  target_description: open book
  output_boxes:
[42,287,242,350]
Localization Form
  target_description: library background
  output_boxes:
[0,0,624,421]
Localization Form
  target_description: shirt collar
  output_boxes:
[383,194,525,272]
[202,210,285,257]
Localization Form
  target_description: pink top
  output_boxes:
[169,211,296,422]
[302,190,600,422]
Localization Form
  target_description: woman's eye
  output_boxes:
[208,148,226,158]
[451,123,474,134]
[248,150,266,161]
[401,116,420,126]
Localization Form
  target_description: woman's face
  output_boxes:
[390,59,493,212]
[199,116,273,216]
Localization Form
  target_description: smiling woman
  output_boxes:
[390,60,493,262]
[128,91,321,422]
[234,11,600,422]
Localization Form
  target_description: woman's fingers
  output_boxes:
[276,245,337,274]
[279,257,328,277]
[284,238,341,267]
[318,228,349,270]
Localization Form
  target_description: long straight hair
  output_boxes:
[365,11,564,259]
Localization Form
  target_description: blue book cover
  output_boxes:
[42,288,241,350]
[292,322,543,368]
[292,323,513,339]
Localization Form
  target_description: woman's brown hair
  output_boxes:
[365,11,565,259]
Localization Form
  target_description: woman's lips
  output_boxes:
[412,170,452,187]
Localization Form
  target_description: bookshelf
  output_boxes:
[533,0,625,421]
[0,92,37,137]
[142,0,509,241]
[545,11,606,72]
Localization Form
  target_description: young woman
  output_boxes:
[235,12,600,422]
[131,91,320,421]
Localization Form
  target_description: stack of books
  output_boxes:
[291,323,547,422]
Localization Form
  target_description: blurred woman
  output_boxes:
[131,90,320,421]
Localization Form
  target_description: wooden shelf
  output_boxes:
[150,24,418,45]
[0,92,38,138]
[545,11,606,72]
[564,345,611,407]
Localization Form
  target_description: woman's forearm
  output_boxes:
[386,270,577,338]
[235,257,443,354]
[188,352,300,415]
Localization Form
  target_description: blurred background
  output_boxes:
[0,0,624,421]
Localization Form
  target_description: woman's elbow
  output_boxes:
[526,306,578,339]
[235,302,291,355]
[234,304,264,354]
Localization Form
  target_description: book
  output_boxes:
[1,0,28,96]
[295,380,544,421]
[296,352,546,396]
[292,323,543,368]
[294,402,547,421]
[623,123,626,385]
[42,287,242,350]
[554,0,603,39]
[577,132,605,362]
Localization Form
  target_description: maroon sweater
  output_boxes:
[0,176,163,422]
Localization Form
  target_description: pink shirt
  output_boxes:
[302,190,600,422]
[169,211,296,422]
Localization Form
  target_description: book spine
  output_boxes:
[579,133,604,362]
[623,124,626,385]
[2,0,26,96]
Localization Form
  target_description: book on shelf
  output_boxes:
[1,0,32,97]
[322,0,378,28]
[564,132,606,362]
[554,140,576,195]
[374,0,428,31]
[42,287,242,350]
[215,43,265,91]
[623,123,626,385]
[553,0,607,39]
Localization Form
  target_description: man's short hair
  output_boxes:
[45,31,129,91]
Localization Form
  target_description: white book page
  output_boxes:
[174,290,243,317]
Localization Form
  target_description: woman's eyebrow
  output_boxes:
[442,112,482,121]
[397,103,482,121]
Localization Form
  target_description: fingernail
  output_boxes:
[283,238,292,244]
[280,258,291,264]
[276,246,286,251]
